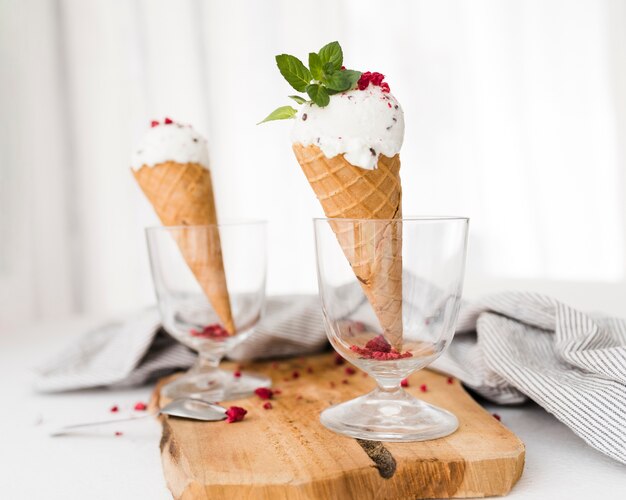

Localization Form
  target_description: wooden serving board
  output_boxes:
[152,353,524,500]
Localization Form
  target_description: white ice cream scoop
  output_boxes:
[291,85,405,170]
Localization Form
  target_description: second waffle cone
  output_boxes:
[133,161,235,334]
[292,144,403,348]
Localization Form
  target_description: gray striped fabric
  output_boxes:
[35,291,626,464]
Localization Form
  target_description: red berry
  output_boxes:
[263,402,273,410]
[233,371,242,378]
[254,387,273,400]
[225,406,247,423]
[447,377,454,384]
[345,366,356,376]
[364,335,391,353]
[401,378,409,388]
[164,117,173,124]
[150,120,159,127]
[420,384,428,392]
[133,402,147,411]
[371,72,385,85]
[380,82,390,93]
[110,405,119,413]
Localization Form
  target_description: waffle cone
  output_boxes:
[292,144,403,347]
[133,161,235,334]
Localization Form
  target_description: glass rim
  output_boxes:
[145,219,267,232]
[313,215,469,223]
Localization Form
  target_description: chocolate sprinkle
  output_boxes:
[394,105,398,109]
[192,138,198,142]
[302,113,308,121]
[369,148,376,156]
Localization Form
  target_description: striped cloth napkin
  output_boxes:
[35,291,626,465]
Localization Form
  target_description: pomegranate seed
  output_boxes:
[420,384,428,392]
[447,377,454,384]
[254,387,273,400]
[150,120,159,127]
[133,402,147,411]
[110,405,119,413]
[233,371,242,378]
[263,402,273,410]
[225,406,247,423]
[401,378,409,388]
[164,117,173,124]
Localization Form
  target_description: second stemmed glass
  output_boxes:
[314,217,469,442]
[146,221,268,401]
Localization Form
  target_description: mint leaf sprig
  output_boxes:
[258,41,361,124]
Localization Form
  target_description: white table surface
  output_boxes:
[2,317,625,500]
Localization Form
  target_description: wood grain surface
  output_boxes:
[152,353,525,499]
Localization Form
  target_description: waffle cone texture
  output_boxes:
[133,161,235,334]
[292,144,403,347]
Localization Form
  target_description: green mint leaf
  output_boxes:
[308,53,323,80]
[325,69,361,91]
[288,95,307,104]
[306,84,330,107]
[318,41,343,70]
[322,62,335,80]
[257,105,298,124]
[275,54,312,92]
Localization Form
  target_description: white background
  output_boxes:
[1,0,625,323]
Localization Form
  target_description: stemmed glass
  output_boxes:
[314,217,469,441]
[146,222,268,401]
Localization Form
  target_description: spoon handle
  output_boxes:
[49,412,157,436]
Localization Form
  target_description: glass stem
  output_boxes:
[376,377,403,394]
[192,352,223,374]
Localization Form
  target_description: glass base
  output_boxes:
[320,387,458,442]
[161,369,271,402]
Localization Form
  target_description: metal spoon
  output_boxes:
[48,398,226,436]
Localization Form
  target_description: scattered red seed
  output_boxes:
[420,384,428,392]
[342,379,349,385]
[350,335,413,360]
[307,366,314,374]
[447,377,454,385]
[114,431,123,436]
[387,102,392,108]
[273,389,282,395]
[263,402,273,410]
[225,406,247,423]
[110,405,119,413]
[493,413,501,421]
[254,387,274,400]
[133,402,148,411]
[401,378,409,388]
[345,366,356,376]
[150,120,159,127]
[357,71,391,92]
[334,353,346,365]
[190,324,229,340]
[164,117,173,124]
[233,371,242,378]
[292,370,300,379]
